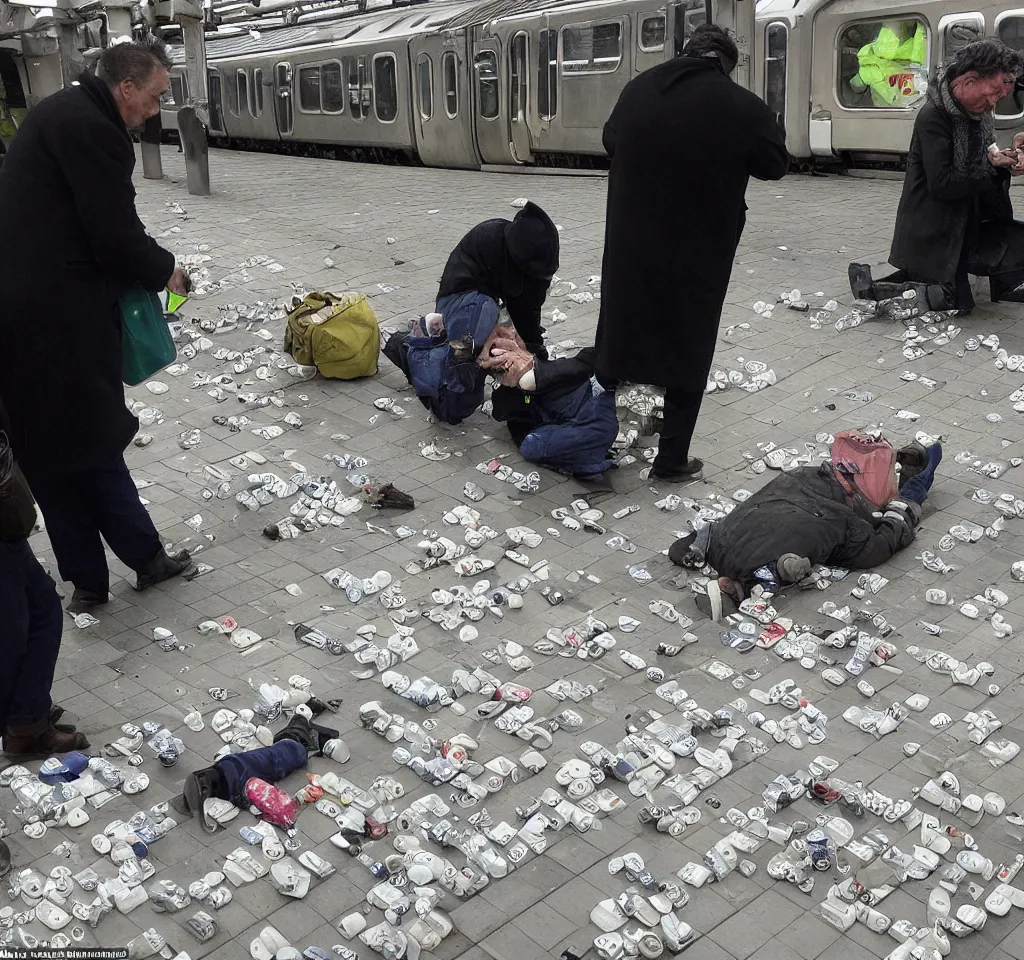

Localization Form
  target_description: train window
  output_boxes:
[416,55,433,121]
[561,22,622,74]
[236,70,248,118]
[939,16,983,60]
[207,71,224,132]
[995,14,1024,119]
[374,54,398,123]
[443,51,458,118]
[538,29,557,120]
[474,50,499,120]
[510,33,527,122]
[252,68,264,116]
[837,19,928,109]
[298,65,321,113]
[764,22,787,135]
[639,15,666,53]
[169,76,185,107]
[322,61,345,113]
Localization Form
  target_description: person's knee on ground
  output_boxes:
[776,553,813,584]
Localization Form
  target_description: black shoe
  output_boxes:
[271,713,334,754]
[182,766,222,821]
[848,263,874,300]
[651,458,704,482]
[49,705,77,735]
[134,549,192,592]
[896,442,929,481]
[68,588,108,614]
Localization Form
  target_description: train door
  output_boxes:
[274,61,294,137]
[507,30,532,163]
[993,10,1024,140]
[811,6,929,160]
[711,0,754,90]
[471,37,514,164]
[408,34,480,169]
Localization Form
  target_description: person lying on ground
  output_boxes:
[436,201,559,358]
[478,335,618,481]
[668,440,942,616]
[179,710,342,831]
[849,39,1024,316]
[0,425,90,757]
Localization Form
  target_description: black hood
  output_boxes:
[504,201,559,279]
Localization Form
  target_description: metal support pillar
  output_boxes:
[141,111,163,178]
[178,13,210,195]
[56,19,86,86]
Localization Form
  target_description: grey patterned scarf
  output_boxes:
[927,73,994,181]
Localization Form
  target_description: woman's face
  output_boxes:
[951,70,1017,115]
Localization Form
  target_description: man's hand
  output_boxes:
[477,337,536,387]
[167,266,190,296]
[989,148,1017,169]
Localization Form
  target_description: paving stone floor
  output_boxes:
[6,146,1024,960]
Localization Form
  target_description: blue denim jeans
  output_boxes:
[0,539,64,728]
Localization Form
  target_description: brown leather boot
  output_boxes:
[3,720,90,758]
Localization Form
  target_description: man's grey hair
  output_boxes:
[945,38,1024,83]
[96,36,172,88]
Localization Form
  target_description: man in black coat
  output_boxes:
[0,39,191,614]
[594,24,788,482]
[668,442,942,617]
[436,201,559,358]
[850,40,1024,315]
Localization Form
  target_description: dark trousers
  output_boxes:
[216,739,308,805]
[654,388,705,472]
[0,539,63,729]
[887,221,1024,311]
[22,457,163,595]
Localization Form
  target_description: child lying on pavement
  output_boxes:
[478,335,619,481]
[668,439,942,616]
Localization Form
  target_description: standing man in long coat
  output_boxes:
[595,24,789,481]
[0,38,191,613]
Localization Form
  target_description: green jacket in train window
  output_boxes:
[850,22,928,108]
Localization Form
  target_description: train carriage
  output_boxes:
[753,0,1024,165]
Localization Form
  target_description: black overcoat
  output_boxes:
[705,465,914,582]
[594,57,788,389]
[0,72,174,471]
[889,97,1012,284]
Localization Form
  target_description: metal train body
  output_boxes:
[160,0,731,168]
[752,0,1024,166]
[169,0,1024,168]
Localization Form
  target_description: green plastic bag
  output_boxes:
[120,288,176,386]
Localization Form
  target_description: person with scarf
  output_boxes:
[849,40,1024,315]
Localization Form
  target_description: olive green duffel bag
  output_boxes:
[283,291,379,379]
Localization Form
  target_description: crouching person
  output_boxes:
[382,293,500,425]
[0,424,89,756]
[668,434,942,616]
[479,336,618,480]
